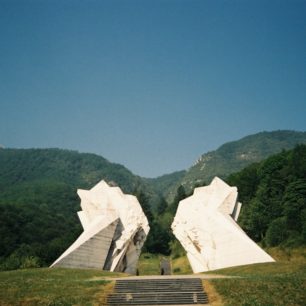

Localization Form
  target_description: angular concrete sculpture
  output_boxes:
[171,177,274,273]
[51,180,149,274]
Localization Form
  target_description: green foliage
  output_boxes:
[227,144,306,248]
[156,196,167,215]
[144,219,173,255]
[265,217,288,247]
[282,179,306,232]
[20,256,40,269]
[137,253,162,275]
[171,254,193,275]
[169,240,186,259]
[145,170,186,199]
[0,148,143,192]
[167,185,187,214]
[134,188,154,225]
[137,189,171,254]
[143,184,189,255]
[0,250,41,271]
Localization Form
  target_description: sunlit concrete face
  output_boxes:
[50,180,149,274]
[171,177,274,273]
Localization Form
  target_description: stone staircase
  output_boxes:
[107,278,209,305]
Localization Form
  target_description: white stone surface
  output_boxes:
[51,180,149,273]
[171,177,274,273]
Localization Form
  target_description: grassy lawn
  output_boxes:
[171,254,193,274]
[0,268,124,306]
[2,249,305,305]
[137,252,193,275]
[137,253,162,275]
[206,260,306,306]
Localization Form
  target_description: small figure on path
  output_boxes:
[160,257,171,275]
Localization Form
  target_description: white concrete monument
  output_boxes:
[51,180,149,274]
[171,177,274,273]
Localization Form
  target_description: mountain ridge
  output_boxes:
[161,130,306,200]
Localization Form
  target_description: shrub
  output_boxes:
[265,217,288,247]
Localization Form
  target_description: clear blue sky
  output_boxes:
[1,0,305,177]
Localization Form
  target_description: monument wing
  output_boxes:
[51,180,149,274]
[171,177,274,273]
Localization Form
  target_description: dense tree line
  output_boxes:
[143,184,190,256]
[0,181,82,270]
[227,144,306,247]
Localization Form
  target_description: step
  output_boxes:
[114,286,204,292]
[107,293,208,302]
[107,278,209,305]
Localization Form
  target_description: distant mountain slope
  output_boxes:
[145,170,186,197]
[0,148,143,193]
[165,130,306,199]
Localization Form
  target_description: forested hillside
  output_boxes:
[165,130,306,200]
[0,148,151,270]
[145,170,186,197]
[227,144,306,247]
[0,148,143,192]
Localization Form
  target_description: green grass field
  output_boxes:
[171,254,193,274]
[1,248,305,305]
[0,268,124,306]
[137,253,163,275]
[137,252,193,275]
[206,251,306,306]
[137,248,306,306]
